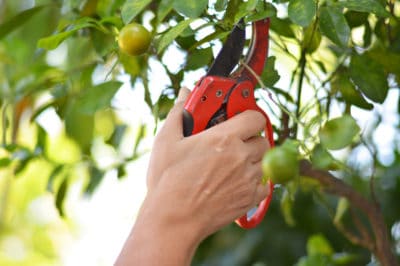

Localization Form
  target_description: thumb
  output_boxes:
[160,87,190,139]
[176,86,191,104]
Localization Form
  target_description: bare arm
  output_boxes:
[115,88,271,266]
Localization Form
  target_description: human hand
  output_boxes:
[115,88,272,266]
[146,87,271,238]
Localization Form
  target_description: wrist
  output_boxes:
[116,191,204,266]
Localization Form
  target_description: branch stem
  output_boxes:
[294,50,306,138]
[300,160,399,266]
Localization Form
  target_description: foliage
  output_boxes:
[0,0,400,265]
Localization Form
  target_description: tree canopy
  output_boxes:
[0,0,399,265]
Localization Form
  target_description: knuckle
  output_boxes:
[244,110,266,126]
[254,112,267,126]
[243,169,256,182]
[212,133,234,152]
[233,149,249,162]
[243,188,256,205]
[260,137,270,150]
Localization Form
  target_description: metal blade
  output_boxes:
[206,19,245,77]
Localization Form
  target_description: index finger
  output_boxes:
[158,87,191,141]
[209,110,266,140]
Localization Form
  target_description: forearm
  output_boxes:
[115,195,203,266]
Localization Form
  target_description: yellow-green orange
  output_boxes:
[118,23,151,56]
[262,146,299,184]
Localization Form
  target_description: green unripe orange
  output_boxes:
[118,23,151,56]
[262,144,299,185]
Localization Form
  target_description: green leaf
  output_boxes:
[311,145,339,170]
[132,123,146,159]
[307,234,334,256]
[331,71,373,110]
[223,0,242,26]
[246,0,259,11]
[233,1,251,22]
[349,54,389,103]
[261,56,280,87]
[121,0,152,24]
[280,190,296,226]
[55,177,68,217]
[281,139,299,154]
[319,6,350,47]
[319,115,360,150]
[332,253,359,265]
[245,2,277,23]
[334,197,349,224]
[47,165,65,192]
[156,18,195,54]
[0,5,48,39]
[270,17,295,38]
[75,81,122,114]
[186,47,213,70]
[176,33,197,50]
[215,0,229,12]
[107,124,128,148]
[344,11,369,28]
[157,0,174,23]
[154,94,174,120]
[302,21,321,54]
[37,21,95,50]
[117,165,127,179]
[362,22,372,48]
[367,46,400,79]
[297,254,332,266]
[65,106,94,153]
[188,30,228,51]
[119,52,141,77]
[298,176,321,193]
[0,158,12,168]
[85,166,104,195]
[173,0,208,18]
[142,78,153,112]
[12,147,33,175]
[336,0,390,18]
[288,0,316,27]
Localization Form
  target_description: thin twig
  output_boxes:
[269,34,298,62]
[360,138,379,205]
[350,207,374,249]
[334,221,371,249]
[239,59,304,127]
[294,50,306,138]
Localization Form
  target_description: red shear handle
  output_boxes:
[234,110,275,229]
[227,82,275,229]
[235,180,274,229]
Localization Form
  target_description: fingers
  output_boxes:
[159,87,191,140]
[254,180,272,205]
[244,136,270,163]
[211,110,266,141]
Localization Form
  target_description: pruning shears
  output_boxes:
[182,18,275,229]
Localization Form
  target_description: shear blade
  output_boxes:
[206,19,245,77]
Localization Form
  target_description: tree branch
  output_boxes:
[299,160,399,266]
[350,207,374,247]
